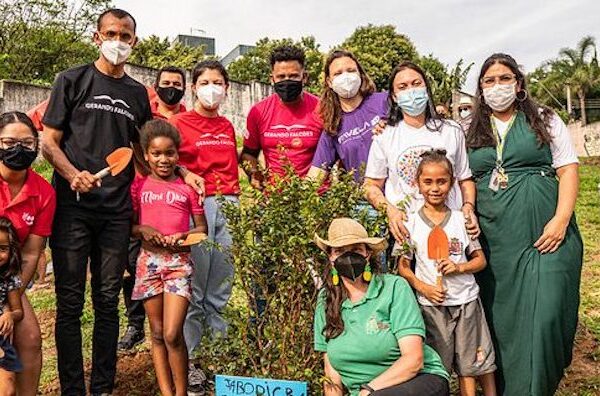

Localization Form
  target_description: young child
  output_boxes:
[0,217,24,394]
[396,149,497,396]
[131,119,207,396]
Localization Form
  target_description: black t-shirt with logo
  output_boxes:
[43,63,152,216]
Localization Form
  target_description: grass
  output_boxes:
[29,158,600,395]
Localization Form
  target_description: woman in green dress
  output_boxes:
[466,53,583,396]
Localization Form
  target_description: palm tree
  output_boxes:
[559,36,600,125]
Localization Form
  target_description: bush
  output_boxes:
[200,165,386,393]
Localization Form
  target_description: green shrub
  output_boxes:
[200,165,386,393]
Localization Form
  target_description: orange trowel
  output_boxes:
[177,233,208,246]
[76,147,133,201]
[427,225,449,289]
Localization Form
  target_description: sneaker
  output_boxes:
[187,362,207,396]
[117,326,145,351]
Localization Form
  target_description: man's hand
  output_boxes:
[70,170,101,193]
[182,170,205,204]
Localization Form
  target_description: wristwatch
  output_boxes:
[360,384,376,395]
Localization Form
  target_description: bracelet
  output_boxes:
[462,201,475,209]
[360,384,376,395]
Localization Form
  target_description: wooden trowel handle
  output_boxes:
[94,167,111,179]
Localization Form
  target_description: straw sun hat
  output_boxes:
[314,218,387,254]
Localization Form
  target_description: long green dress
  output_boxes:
[468,112,583,396]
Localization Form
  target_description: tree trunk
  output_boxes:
[579,91,587,126]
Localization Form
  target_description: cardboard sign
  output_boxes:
[215,375,307,396]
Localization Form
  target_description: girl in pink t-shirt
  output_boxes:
[131,119,207,395]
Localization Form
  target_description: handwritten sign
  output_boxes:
[215,375,307,396]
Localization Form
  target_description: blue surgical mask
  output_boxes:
[396,87,429,116]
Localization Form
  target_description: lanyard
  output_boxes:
[490,114,517,168]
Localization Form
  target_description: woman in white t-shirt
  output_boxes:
[364,61,478,243]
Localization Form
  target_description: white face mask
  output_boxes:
[100,39,132,66]
[331,72,361,99]
[197,84,226,108]
[459,109,472,119]
[483,82,517,112]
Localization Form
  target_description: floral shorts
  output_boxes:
[132,249,192,301]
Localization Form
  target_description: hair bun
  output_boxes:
[420,148,447,159]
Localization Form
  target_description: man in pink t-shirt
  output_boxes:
[241,45,322,189]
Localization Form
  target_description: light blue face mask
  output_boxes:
[396,87,429,116]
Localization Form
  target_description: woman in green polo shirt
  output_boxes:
[313,218,449,395]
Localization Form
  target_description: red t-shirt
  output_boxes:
[170,111,240,196]
[0,169,56,244]
[131,175,203,236]
[244,93,322,178]
[150,98,187,120]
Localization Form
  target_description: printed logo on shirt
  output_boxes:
[365,314,391,335]
[22,212,34,226]
[141,190,188,205]
[449,237,463,256]
[265,124,315,139]
[338,115,382,145]
[395,145,432,188]
[83,94,136,121]
[194,132,235,147]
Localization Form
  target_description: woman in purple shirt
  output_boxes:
[308,50,388,182]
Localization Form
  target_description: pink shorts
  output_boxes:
[132,249,192,301]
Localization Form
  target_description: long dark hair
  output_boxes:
[386,61,442,131]
[319,50,376,134]
[0,217,22,280]
[466,53,553,148]
[322,246,380,340]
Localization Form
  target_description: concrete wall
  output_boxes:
[568,120,600,157]
[0,63,272,136]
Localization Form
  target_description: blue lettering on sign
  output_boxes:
[215,375,307,396]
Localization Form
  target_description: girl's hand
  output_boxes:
[418,283,445,305]
[372,119,388,135]
[139,226,167,247]
[437,258,461,275]
[165,232,186,247]
[0,312,14,337]
[387,205,409,242]
[462,204,481,239]
[534,216,569,254]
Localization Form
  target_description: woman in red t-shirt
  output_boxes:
[0,111,56,395]
[169,60,240,391]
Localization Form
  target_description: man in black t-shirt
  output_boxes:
[41,9,202,396]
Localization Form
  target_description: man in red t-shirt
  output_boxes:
[150,65,187,120]
[241,45,322,189]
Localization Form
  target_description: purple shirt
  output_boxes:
[312,92,388,181]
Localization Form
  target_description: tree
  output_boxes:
[420,56,473,105]
[339,24,418,90]
[227,36,324,94]
[558,35,600,125]
[0,0,110,85]
[129,35,209,70]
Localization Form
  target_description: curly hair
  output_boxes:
[140,119,181,152]
[0,217,22,280]
[270,45,305,68]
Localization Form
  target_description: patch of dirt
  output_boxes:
[558,324,600,394]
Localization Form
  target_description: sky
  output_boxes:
[114,0,600,93]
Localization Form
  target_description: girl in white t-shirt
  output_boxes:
[364,61,479,243]
[396,150,497,396]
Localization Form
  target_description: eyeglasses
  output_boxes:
[481,74,517,88]
[0,137,37,150]
[98,31,134,44]
[0,245,10,253]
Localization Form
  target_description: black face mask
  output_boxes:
[156,86,185,106]
[334,251,367,281]
[0,145,37,171]
[273,79,303,103]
